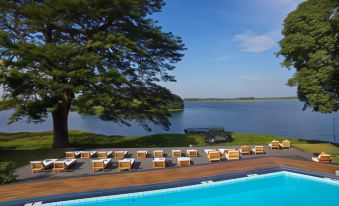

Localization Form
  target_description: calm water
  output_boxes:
[0,100,339,142]
[43,172,339,206]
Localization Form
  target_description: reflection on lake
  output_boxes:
[0,100,338,142]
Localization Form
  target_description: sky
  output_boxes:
[154,0,304,98]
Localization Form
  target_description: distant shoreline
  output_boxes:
[184,97,298,102]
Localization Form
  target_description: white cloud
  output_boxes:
[233,31,276,53]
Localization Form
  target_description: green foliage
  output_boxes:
[0,161,16,184]
[277,0,339,113]
[0,0,185,144]
[185,97,298,102]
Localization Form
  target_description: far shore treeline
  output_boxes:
[184,97,298,102]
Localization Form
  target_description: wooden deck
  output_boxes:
[1,157,339,203]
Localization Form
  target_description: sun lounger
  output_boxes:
[269,140,280,149]
[118,158,135,172]
[252,146,265,154]
[97,151,113,158]
[53,159,76,172]
[279,140,291,149]
[65,151,81,158]
[80,151,97,158]
[240,145,250,155]
[137,150,148,158]
[152,158,166,168]
[207,151,221,162]
[178,157,191,166]
[204,149,217,154]
[153,150,164,158]
[30,159,57,173]
[115,151,128,159]
[225,150,240,160]
[172,150,182,157]
[312,152,332,163]
[187,149,198,157]
[92,158,112,172]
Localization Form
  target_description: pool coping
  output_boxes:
[3,166,339,206]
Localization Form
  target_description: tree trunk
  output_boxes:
[52,103,70,148]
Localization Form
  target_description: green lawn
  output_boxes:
[0,130,338,167]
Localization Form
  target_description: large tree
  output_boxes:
[0,0,185,148]
[278,0,338,113]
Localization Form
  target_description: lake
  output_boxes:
[0,100,339,142]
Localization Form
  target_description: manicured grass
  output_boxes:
[0,130,338,167]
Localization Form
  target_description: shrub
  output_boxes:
[0,161,16,184]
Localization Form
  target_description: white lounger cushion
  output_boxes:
[80,151,97,155]
[153,158,166,162]
[172,150,181,152]
[178,157,191,161]
[30,159,57,167]
[119,158,135,164]
[66,151,81,156]
[92,158,112,165]
[204,149,216,154]
[98,151,113,156]
[154,150,163,152]
[312,157,319,162]
[187,149,197,152]
[54,159,76,166]
[42,159,57,167]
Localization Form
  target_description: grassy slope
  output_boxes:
[0,130,338,167]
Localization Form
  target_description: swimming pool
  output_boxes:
[42,172,339,206]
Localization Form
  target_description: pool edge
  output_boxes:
[3,166,339,206]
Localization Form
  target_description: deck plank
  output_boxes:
[1,157,338,203]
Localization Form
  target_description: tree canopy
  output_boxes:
[0,0,185,147]
[278,0,339,113]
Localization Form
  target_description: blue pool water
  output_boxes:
[43,172,339,206]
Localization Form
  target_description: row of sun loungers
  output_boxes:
[30,159,77,173]
[30,139,332,174]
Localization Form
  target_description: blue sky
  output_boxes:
[155,0,304,98]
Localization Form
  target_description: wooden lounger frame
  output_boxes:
[240,145,251,155]
[31,162,49,173]
[280,140,291,149]
[225,150,240,160]
[53,160,76,173]
[269,141,280,149]
[97,152,111,158]
[178,159,191,167]
[313,154,332,163]
[118,161,133,172]
[152,160,166,168]
[115,151,127,159]
[81,152,95,159]
[252,146,265,154]
[65,152,78,158]
[207,151,221,162]
[92,160,111,172]
[153,151,164,158]
[137,151,147,158]
[172,150,181,157]
[187,150,198,157]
